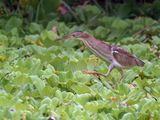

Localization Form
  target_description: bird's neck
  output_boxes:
[79,36,112,62]
[80,36,97,43]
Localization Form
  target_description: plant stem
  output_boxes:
[61,0,80,23]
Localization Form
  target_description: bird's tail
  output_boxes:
[136,59,145,67]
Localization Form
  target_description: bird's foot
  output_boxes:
[82,70,106,78]
[82,70,109,88]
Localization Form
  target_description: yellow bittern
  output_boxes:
[64,32,144,79]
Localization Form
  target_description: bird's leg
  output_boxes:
[82,70,112,89]
[102,64,116,89]
[105,64,115,77]
[82,64,115,78]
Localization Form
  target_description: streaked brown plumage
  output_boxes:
[64,32,144,79]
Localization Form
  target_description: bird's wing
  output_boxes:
[111,46,144,67]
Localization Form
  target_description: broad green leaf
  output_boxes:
[152,36,160,45]
[121,112,135,120]
[71,84,93,94]
[152,64,160,77]
[84,5,101,20]
[40,30,58,47]
[42,0,60,12]
[98,113,115,120]
[30,75,45,95]
[117,83,129,95]
[85,100,107,113]
[63,40,80,48]
[29,23,43,33]
[75,93,92,105]
[123,70,138,83]
[112,19,129,30]
[94,26,109,39]
[0,34,8,46]
[5,17,22,32]
[41,86,56,97]
[124,89,145,105]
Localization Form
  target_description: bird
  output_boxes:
[63,31,144,79]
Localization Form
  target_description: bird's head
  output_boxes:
[63,31,91,40]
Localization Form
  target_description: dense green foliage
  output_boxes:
[1,0,160,24]
[0,15,160,119]
[0,1,160,119]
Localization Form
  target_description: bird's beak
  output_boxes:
[55,35,72,41]
[55,35,75,41]
[63,35,73,40]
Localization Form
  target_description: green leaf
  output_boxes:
[112,19,129,30]
[84,5,101,20]
[98,113,115,120]
[30,75,45,95]
[71,84,93,94]
[124,89,145,105]
[123,70,138,83]
[117,83,129,95]
[40,30,58,47]
[29,23,43,33]
[152,64,160,77]
[152,36,160,45]
[5,17,22,32]
[63,40,80,48]
[0,34,8,46]
[42,0,60,12]
[94,26,109,39]
[121,112,135,120]
[41,86,56,97]
[85,100,107,113]
[75,93,92,105]
[0,19,6,29]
